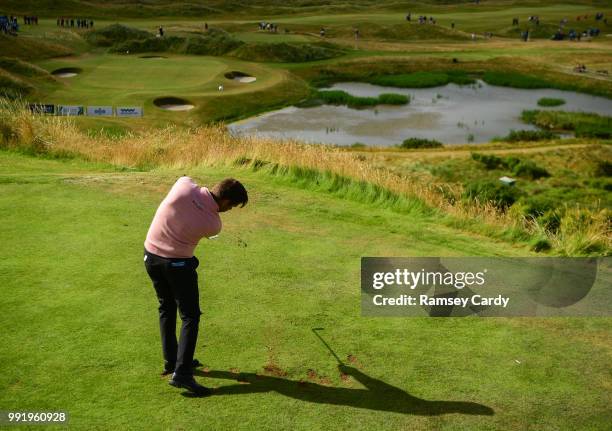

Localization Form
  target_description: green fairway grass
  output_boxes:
[1,150,610,430]
[1,2,609,128]
[1,1,611,429]
[36,54,283,104]
[32,54,299,127]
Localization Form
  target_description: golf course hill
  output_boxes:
[0,0,609,257]
[1,99,610,256]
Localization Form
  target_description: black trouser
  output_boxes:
[144,249,201,377]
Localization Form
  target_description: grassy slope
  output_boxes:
[0,150,610,430]
[32,54,304,128]
[2,2,609,127]
[2,0,610,18]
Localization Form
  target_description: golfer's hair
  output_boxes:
[212,178,248,207]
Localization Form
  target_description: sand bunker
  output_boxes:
[225,71,257,83]
[52,67,82,78]
[154,97,194,111]
[140,55,167,59]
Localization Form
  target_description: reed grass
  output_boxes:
[1,98,608,255]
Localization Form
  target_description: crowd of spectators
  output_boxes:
[258,22,278,33]
[57,17,94,28]
[0,15,19,35]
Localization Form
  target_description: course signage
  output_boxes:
[28,104,55,114]
[29,104,144,117]
[116,107,143,117]
[57,105,84,116]
[87,106,114,116]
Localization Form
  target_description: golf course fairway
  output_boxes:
[1,0,611,429]
[0,150,610,429]
[35,54,288,125]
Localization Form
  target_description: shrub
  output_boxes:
[371,72,450,88]
[89,25,243,56]
[537,97,565,107]
[462,180,522,209]
[530,237,552,252]
[315,90,408,109]
[538,210,562,232]
[112,36,185,53]
[85,24,152,47]
[231,42,344,62]
[471,153,505,169]
[368,71,475,89]
[521,110,612,138]
[184,29,243,55]
[482,72,549,89]
[471,153,523,170]
[521,195,559,217]
[446,70,476,85]
[504,156,521,170]
[471,153,548,178]
[575,123,612,139]
[185,28,244,55]
[512,160,550,179]
[594,160,612,177]
[377,93,409,105]
[316,90,377,108]
[498,129,558,142]
[400,138,443,149]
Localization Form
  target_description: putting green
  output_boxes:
[36,54,286,115]
[4,3,610,131]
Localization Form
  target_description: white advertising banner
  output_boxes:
[57,105,84,116]
[87,106,114,116]
[116,107,143,117]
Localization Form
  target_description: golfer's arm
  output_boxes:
[342,367,396,391]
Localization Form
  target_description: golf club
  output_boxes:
[311,327,343,365]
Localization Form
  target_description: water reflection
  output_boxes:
[230,81,612,146]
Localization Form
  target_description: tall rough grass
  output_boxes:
[1,99,609,255]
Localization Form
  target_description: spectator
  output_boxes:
[521,30,529,42]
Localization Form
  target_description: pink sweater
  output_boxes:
[144,177,222,258]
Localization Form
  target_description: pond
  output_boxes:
[229,81,612,146]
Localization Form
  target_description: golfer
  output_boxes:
[144,176,248,395]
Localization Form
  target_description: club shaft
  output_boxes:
[312,329,343,364]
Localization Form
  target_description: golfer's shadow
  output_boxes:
[190,365,494,416]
